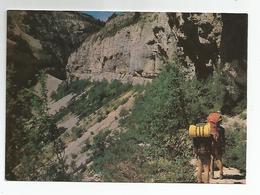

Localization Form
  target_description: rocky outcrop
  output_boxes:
[169,13,222,79]
[67,12,178,84]
[7,10,104,88]
[220,13,247,87]
[66,12,247,86]
[169,13,247,84]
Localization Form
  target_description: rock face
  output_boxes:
[169,13,222,79]
[66,12,247,86]
[220,14,248,88]
[7,10,104,87]
[67,12,178,84]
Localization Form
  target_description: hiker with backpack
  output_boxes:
[189,111,225,183]
[207,111,225,180]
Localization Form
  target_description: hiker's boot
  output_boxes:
[219,173,224,180]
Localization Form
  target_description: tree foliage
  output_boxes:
[6,70,69,180]
[90,61,237,182]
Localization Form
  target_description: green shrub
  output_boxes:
[223,129,246,174]
[91,127,195,182]
[90,61,240,182]
[91,62,199,182]
[80,139,91,153]
[71,127,84,140]
[52,106,70,123]
[97,112,107,122]
[69,79,132,119]
[52,79,132,123]
[42,158,72,181]
[50,85,67,101]
[91,130,111,158]
[143,157,196,183]
[240,112,247,120]
[51,79,91,101]
[120,98,129,105]
[119,108,128,118]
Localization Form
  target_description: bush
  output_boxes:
[120,98,129,105]
[51,79,91,101]
[119,108,128,118]
[71,127,84,140]
[69,79,132,119]
[52,79,132,123]
[80,139,91,153]
[143,157,196,183]
[97,112,107,122]
[91,127,196,182]
[90,61,239,182]
[52,106,70,123]
[91,62,198,182]
[91,128,145,181]
[223,129,246,174]
[240,112,247,120]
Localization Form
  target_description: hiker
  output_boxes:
[207,111,225,180]
[191,111,225,183]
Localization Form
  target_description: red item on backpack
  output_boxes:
[207,112,221,124]
[207,112,222,138]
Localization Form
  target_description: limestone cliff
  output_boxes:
[67,12,178,84]
[66,12,247,87]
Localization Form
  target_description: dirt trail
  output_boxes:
[191,159,245,184]
[210,166,245,184]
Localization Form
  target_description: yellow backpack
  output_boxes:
[189,123,211,138]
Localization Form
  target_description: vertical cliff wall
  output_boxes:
[66,12,247,87]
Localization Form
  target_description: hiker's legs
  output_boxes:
[214,146,224,179]
[197,157,203,183]
[202,156,211,183]
[210,155,214,179]
[215,158,223,179]
[198,154,211,183]
[203,162,210,183]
